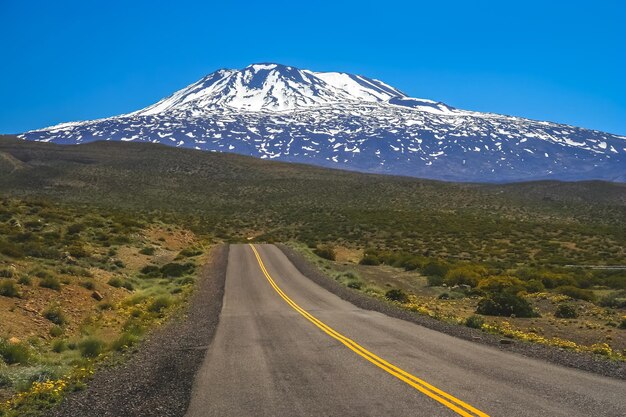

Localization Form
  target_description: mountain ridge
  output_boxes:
[20,63,626,183]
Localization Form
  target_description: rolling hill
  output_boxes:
[1,135,624,268]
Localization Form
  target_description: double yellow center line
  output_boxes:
[249,244,489,417]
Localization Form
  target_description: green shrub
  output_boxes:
[444,266,487,287]
[313,246,336,261]
[619,318,626,330]
[0,268,14,278]
[341,271,359,280]
[401,257,423,271]
[148,295,172,313]
[525,279,545,293]
[555,286,596,302]
[111,332,140,351]
[80,280,95,290]
[66,223,85,234]
[465,315,485,329]
[43,305,67,326]
[33,269,53,279]
[477,276,525,294]
[476,292,537,318]
[179,247,203,257]
[359,255,380,266]
[39,275,61,291]
[79,337,105,358]
[160,262,194,278]
[17,275,32,285]
[140,264,161,277]
[51,339,67,353]
[68,244,90,258]
[347,280,362,289]
[427,275,444,287]
[0,279,20,298]
[554,303,578,318]
[108,277,123,288]
[0,372,12,388]
[598,291,626,308]
[385,288,409,303]
[97,301,114,310]
[176,276,195,285]
[540,273,576,289]
[122,321,145,337]
[49,326,63,337]
[422,261,449,277]
[139,246,156,255]
[0,339,31,364]
[123,293,147,306]
[601,272,626,290]
[0,240,24,258]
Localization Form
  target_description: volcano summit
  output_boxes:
[22,63,626,182]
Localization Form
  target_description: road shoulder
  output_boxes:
[49,244,229,417]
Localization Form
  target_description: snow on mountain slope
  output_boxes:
[21,63,626,183]
[134,63,404,115]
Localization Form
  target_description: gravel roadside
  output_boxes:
[49,244,229,417]
[277,244,626,380]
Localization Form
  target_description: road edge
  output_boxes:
[50,244,229,417]
[276,243,626,380]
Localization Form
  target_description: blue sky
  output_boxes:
[1,0,625,135]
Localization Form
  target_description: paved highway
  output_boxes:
[185,244,625,416]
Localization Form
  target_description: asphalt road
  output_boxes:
[185,244,626,417]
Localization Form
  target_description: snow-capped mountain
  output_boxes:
[21,63,626,182]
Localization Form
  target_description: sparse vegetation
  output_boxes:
[139,246,156,255]
[16,275,31,286]
[49,326,63,337]
[0,280,19,298]
[39,275,61,291]
[107,276,123,287]
[51,339,67,353]
[0,193,204,415]
[148,295,173,314]
[0,339,31,365]
[555,286,596,302]
[78,337,105,358]
[111,331,140,352]
[160,262,194,278]
[43,305,67,326]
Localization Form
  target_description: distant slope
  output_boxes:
[0,136,624,267]
[20,63,626,183]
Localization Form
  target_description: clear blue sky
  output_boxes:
[1,0,625,135]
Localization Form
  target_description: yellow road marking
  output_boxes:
[249,244,490,417]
